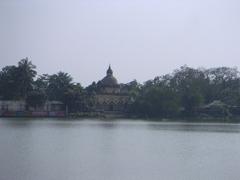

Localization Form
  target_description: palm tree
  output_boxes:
[47,71,73,101]
[17,57,37,99]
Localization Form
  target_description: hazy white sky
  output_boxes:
[0,0,240,86]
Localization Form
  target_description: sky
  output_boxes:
[0,0,240,86]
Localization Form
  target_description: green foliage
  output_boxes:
[0,58,36,100]
[85,81,97,95]
[63,83,85,112]
[46,72,73,101]
[171,66,206,115]
[1,58,240,118]
[130,80,180,118]
[129,65,240,118]
[125,80,141,100]
[34,74,49,92]
[26,90,47,109]
[17,58,37,98]
[0,66,20,99]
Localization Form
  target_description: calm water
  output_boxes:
[0,119,240,180]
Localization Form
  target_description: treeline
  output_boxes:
[130,66,240,119]
[0,58,93,112]
[1,58,240,119]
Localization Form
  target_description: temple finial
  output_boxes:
[107,64,113,76]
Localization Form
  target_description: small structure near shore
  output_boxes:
[0,100,65,117]
[198,100,230,118]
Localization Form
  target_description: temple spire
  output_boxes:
[107,65,113,76]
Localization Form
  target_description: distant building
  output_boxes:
[0,101,26,112]
[0,100,65,117]
[94,66,130,113]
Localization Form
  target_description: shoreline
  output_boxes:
[0,113,239,123]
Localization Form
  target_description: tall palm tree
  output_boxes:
[47,71,73,101]
[18,57,37,99]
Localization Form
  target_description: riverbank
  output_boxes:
[0,111,65,118]
[1,110,240,123]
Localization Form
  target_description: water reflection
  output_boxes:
[147,122,240,133]
[2,118,240,133]
[0,119,240,180]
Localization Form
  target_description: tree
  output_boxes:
[204,67,240,105]
[171,66,207,115]
[63,83,85,112]
[17,58,37,98]
[0,65,20,99]
[46,72,73,101]
[129,78,180,118]
[85,81,98,95]
[26,90,47,110]
[0,58,37,100]
[125,80,141,101]
[34,74,50,92]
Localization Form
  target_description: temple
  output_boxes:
[94,65,130,113]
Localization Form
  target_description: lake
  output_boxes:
[0,118,240,180]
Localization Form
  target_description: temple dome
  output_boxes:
[100,65,119,87]
[101,76,118,86]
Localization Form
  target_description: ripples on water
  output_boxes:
[0,118,240,180]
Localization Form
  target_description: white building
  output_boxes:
[0,100,64,112]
